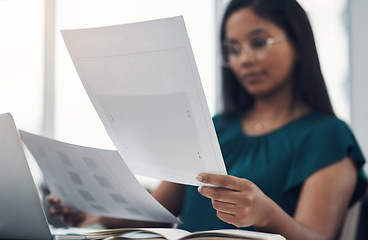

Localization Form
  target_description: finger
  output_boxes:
[216,211,237,225]
[49,205,71,217]
[74,212,87,227]
[198,186,238,203]
[61,206,72,214]
[70,212,87,227]
[216,211,250,228]
[45,194,61,205]
[49,206,63,217]
[197,174,249,191]
[212,199,237,215]
[62,211,85,227]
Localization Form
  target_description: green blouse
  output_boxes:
[179,111,367,232]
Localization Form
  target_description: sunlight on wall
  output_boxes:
[54,0,216,152]
[298,0,350,123]
[0,0,44,185]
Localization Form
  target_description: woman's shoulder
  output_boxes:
[285,111,367,205]
[295,111,351,135]
[289,111,361,155]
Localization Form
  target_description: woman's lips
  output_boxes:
[242,72,265,84]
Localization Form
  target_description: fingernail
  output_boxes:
[196,175,203,182]
[197,186,202,192]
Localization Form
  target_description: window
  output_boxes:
[0,0,44,185]
[55,0,217,148]
[298,0,350,122]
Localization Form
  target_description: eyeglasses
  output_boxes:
[221,35,284,67]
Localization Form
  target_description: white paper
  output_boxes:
[20,130,181,224]
[61,16,227,186]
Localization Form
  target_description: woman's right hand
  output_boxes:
[46,194,100,227]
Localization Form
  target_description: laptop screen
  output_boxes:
[0,113,52,240]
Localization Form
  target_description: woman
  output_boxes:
[48,0,367,239]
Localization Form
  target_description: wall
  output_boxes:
[350,0,368,174]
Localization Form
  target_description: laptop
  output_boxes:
[0,113,92,240]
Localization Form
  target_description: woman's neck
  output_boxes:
[250,89,298,117]
[242,93,310,136]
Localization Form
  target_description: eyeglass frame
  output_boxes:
[221,35,285,67]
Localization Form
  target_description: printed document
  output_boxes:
[61,16,227,186]
[20,130,180,224]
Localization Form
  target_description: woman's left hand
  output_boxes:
[196,173,275,228]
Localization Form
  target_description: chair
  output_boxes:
[355,189,368,240]
[338,189,368,240]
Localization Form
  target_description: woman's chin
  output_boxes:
[245,87,269,98]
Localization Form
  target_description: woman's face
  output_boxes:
[224,7,297,99]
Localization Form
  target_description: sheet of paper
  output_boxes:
[61,16,227,186]
[19,130,180,224]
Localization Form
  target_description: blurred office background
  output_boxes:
[0,0,367,189]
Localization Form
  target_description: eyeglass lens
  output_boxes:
[221,36,274,65]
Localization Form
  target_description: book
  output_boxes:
[79,228,286,240]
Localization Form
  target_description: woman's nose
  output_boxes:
[237,43,257,64]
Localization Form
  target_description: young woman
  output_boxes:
[47,0,367,239]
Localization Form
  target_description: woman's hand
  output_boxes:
[45,182,185,229]
[46,194,100,227]
[196,173,275,228]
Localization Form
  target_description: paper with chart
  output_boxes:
[61,16,227,186]
[19,130,181,224]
